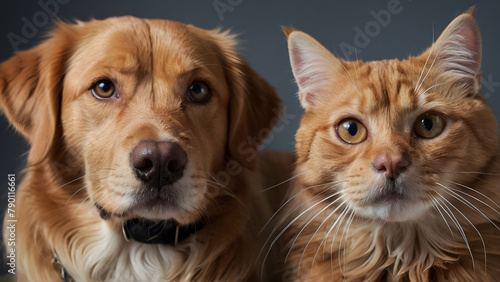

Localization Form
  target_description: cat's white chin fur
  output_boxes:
[354,200,431,222]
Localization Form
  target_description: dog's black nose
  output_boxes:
[131,141,187,188]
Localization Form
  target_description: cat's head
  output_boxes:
[286,8,498,222]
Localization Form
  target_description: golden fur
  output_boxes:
[0,17,282,281]
[277,9,500,281]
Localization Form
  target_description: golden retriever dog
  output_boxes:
[0,16,282,281]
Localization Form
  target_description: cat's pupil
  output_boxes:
[346,122,358,136]
[422,118,433,131]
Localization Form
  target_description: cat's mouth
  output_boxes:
[368,183,408,205]
[354,182,431,222]
[369,190,406,204]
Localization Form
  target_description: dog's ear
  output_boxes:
[0,23,74,165]
[227,58,282,170]
[210,30,282,170]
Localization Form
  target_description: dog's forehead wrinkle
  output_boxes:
[142,18,156,103]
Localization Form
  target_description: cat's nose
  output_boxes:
[372,151,411,180]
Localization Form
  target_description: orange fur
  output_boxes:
[278,9,500,281]
[0,17,282,281]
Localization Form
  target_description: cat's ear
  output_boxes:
[284,27,343,109]
[422,7,481,95]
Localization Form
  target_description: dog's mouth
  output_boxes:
[93,185,184,220]
[94,203,204,245]
[136,188,179,208]
[95,202,124,220]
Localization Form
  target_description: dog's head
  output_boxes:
[0,17,281,225]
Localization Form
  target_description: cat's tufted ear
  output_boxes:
[421,7,481,95]
[284,28,343,109]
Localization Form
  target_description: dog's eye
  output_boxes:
[187,81,211,104]
[91,79,116,99]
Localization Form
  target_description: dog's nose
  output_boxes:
[131,141,187,188]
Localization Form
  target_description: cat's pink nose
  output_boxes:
[372,151,411,180]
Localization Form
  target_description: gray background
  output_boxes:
[0,0,498,278]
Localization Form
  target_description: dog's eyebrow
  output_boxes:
[184,57,224,78]
[102,65,141,76]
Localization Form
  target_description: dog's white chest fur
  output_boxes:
[61,222,187,281]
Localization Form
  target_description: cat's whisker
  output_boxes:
[314,204,348,263]
[262,190,340,276]
[354,48,362,91]
[304,203,348,278]
[415,27,436,93]
[260,188,332,268]
[436,195,469,245]
[428,194,456,242]
[339,209,355,275]
[285,194,344,263]
[261,171,306,192]
[435,192,482,272]
[440,171,500,176]
[415,31,435,93]
[438,183,496,272]
[298,202,346,278]
[437,182,500,233]
[416,47,439,93]
[259,180,345,236]
[442,181,500,217]
[292,198,346,266]
[338,62,362,96]
[327,206,350,274]
[418,83,444,96]
[434,195,476,270]
[444,180,500,211]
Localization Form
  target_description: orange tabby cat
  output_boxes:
[278,8,500,281]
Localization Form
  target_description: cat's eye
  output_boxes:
[91,79,117,99]
[414,113,446,139]
[336,119,367,144]
[187,81,211,104]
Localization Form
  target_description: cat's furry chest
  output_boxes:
[285,199,498,282]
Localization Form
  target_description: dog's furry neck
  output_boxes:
[16,166,265,281]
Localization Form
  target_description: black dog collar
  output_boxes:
[122,218,204,245]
